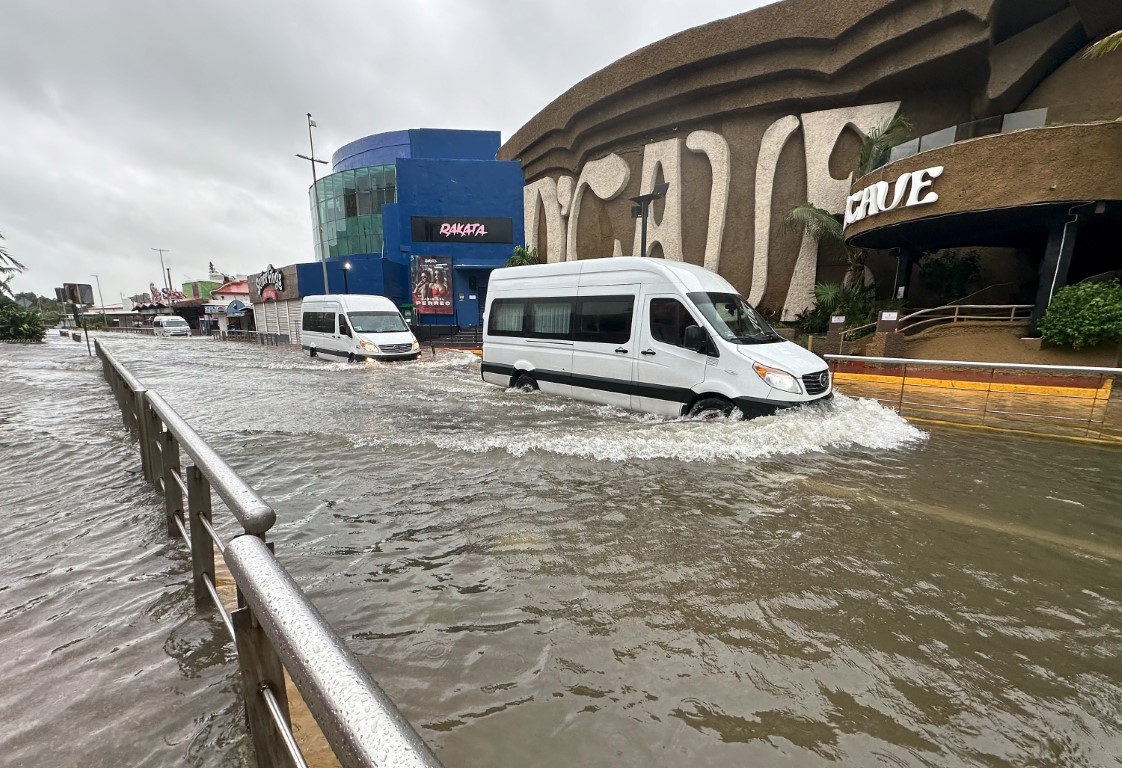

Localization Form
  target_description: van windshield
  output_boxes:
[687,292,784,344]
[164,319,188,326]
[348,311,407,334]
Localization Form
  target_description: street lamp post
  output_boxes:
[343,261,351,294]
[151,248,170,293]
[297,113,330,294]
[91,273,107,326]
[629,182,670,258]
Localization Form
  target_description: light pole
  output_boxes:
[342,261,351,294]
[297,113,330,294]
[91,273,107,326]
[151,248,170,293]
[629,182,670,258]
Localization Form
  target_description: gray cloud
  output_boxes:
[0,0,768,302]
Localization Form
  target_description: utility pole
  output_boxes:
[297,113,330,294]
[152,248,170,293]
[91,273,107,326]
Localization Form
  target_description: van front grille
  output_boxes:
[802,370,830,395]
[377,343,412,354]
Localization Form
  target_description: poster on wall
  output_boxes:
[411,255,453,315]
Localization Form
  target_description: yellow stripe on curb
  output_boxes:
[833,371,1113,399]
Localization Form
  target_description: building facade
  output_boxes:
[500,0,1122,322]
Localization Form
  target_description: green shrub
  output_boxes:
[794,282,876,334]
[0,305,45,341]
[1038,279,1122,349]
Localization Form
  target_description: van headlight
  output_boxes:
[410,340,420,351]
[752,363,801,393]
[359,341,379,352]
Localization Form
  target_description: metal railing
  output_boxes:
[95,339,443,768]
[99,326,158,336]
[897,304,1032,336]
[214,330,292,346]
[825,354,1122,440]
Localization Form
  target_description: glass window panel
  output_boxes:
[369,167,383,190]
[648,298,694,347]
[919,127,956,152]
[1002,108,1047,132]
[356,167,370,191]
[383,166,396,189]
[343,170,356,194]
[345,192,358,218]
[530,300,572,338]
[490,300,524,334]
[576,296,634,344]
[357,191,373,216]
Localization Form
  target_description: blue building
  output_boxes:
[304,128,525,335]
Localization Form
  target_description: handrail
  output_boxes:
[146,390,275,536]
[94,339,444,768]
[899,304,1032,323]
[226,535,444,768]
[824,354,1122,375]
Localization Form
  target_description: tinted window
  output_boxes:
[575,296,634,344]
[489,299,525,336]
[338,314,351,337]
[649,298,697,348]
[302,310,335,334]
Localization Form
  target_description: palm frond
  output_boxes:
[0,232,24,298]
[785,203,845,247]
[1084,29,1122,59]
[506,245,541,267]
[857,113,914,176]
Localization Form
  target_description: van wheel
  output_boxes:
[347,353,355,363]
[309,347,317,358]
[513,373,538,392]
[688,397,735,420]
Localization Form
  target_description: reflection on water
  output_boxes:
[1,334,1120,767]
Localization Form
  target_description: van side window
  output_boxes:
[529,299,573,339]
[649,298,697,348]
[489,300,525,336]
[338,314,351,337]
[575,296,634,344]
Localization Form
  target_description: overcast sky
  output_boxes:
[1,1,770,303]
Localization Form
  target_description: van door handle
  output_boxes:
[641,349,656,356]
[614,347,628,354]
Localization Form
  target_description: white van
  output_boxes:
[300,294,420,361]
[481,258,831,419]
[153,315,191,338]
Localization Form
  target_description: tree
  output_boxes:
[856,112,914,177]
[0,232,26,299]
[0,304,45,341]
[784,203,870,288]
[1084,30,1121,58]
[506,245,541,267]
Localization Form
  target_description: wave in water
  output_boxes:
[364,395,925,462]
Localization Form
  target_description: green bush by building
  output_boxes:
[1038,279,1122,349]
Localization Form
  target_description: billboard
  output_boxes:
[410,255,453,315]
[61,283,95,306]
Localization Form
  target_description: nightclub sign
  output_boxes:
[844,166,944,227]
[411,216,513,243]
[255,264,284,301]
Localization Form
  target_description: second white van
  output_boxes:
[300,294,420,362]
[481,258,832,419]
[153,315,191,337]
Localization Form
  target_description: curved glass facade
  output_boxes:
[309,165,397,259]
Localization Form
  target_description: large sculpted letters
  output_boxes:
[687,130,730,273]
[631,139,683,260]
[780,102,901,320]
[750,116,800,306]
[566,155,630,262]
[523,178,567,263]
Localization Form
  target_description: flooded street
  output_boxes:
[2,334,1121,767]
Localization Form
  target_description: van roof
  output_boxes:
[301,294,399,310]
[489,257,736,293]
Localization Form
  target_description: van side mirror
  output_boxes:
[683,325,707,353]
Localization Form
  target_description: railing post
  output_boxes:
[187,465,216,608]
[162,431,183,537]
[231,606,299,768]
[144,398,164,490]
[133,389,151,478]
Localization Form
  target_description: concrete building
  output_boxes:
[500,0,1122,324]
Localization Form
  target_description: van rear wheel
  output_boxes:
[513,373,539,392]
[309,347,317,358]
[688,397,735,420]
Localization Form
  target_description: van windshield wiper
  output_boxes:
[732,334,784,344]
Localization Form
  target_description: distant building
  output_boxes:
[204,280,253,334]
[248,128,524,342]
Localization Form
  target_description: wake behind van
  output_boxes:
[300,294,420,361]
[153,315,191,337]
[481,258,832,419]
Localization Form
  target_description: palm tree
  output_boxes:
[785,203,871,288]
[1084,29,1121,58]
[505,245,541,267]
[856,112,914,177]
[0,232,26,299]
